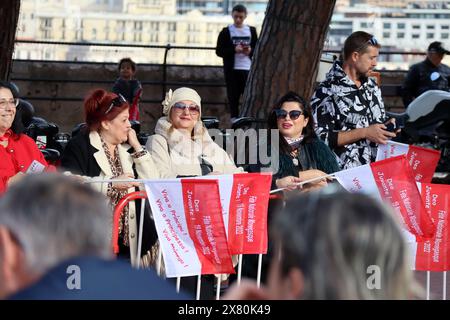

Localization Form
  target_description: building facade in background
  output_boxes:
[176,0,268,15]
[14,0,450,69]
[15,0,264,64]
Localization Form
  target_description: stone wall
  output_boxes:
[10,60,229,133]
[10,60,408,134]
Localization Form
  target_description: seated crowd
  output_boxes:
[0,80,417,300]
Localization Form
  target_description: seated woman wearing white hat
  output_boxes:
[147,87,243,178]
[146,87,242,299]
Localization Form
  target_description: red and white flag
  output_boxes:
[144,179,234,278]
[227,173,272,254]
[376,141,441,183]
[410,183,450,271]
[335,155,435,239]
[197,173,273,254]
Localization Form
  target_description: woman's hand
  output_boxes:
[111,173,139,191]
[127,129,142,151]
[207,171,222,176]
[275,176,303,191]
[7,172,25,187]
[299,169,331,191]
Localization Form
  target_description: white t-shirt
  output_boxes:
[228,24,252,71]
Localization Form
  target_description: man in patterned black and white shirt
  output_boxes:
[311,31,397,169]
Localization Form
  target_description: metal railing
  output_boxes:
[12,39,421,105]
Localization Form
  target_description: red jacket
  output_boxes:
[0,134,53,193]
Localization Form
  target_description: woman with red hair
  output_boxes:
[61,89,159,266]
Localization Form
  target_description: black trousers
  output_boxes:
[225,69,249,118]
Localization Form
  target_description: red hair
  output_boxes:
[84,89,129,131]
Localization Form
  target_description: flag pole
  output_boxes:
[196,275,201,300]
[270,173,336,194]
[427,271,430,300]
[443,272,447,300]
[136,198,145,269]
[237,254,243,285]
[85,178,155,184]
[216,276,221,300]
[256,254,263,288]
[157,247,162,276]
[176,277,181,293]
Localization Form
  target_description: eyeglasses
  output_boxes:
[275,109,304,120]
[104,94,127,114]
[0,98,19,110]
[172,102,200,115]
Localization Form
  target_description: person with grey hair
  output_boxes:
[0,173,188,299]
[224,189,415,300]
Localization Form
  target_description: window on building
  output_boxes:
[187,34,199,44]
[168,33,176,43]
[360,22,368,28]
[427,33,434,39]
[383,32,390,38]
[412,25,420,29]
[143,0,161,4]
[104,24,110,41]
[412,34,420,39]
[134,32,142,42]
[427,25,435,29]
[92,28,97,41]
[383,23,391,29]
[150,22,160,31]
[168,22,176,32]
[442,25,450,30]
[442,33,449,39]
[397,23,405,29]
[42,18,52,28]
[188,23,199,32]
[150,32,159,43]
[397,32,405,39]
[117,21,126,41]
[134,21,143,31]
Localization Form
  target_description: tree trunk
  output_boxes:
[0,0,21,81]
[241,0,336,119]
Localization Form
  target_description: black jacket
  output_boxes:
[215,25,258,79]
[247,137,339,189]
[402,58,450,107]
[61,131,158,257]
[61,130,102,177]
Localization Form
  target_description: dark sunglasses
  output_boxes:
[172,102,200,114]
[104,94,127,114]
[367,36,378,46]
[356,36,379,53]
[275,109,304,120]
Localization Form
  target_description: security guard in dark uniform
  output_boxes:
[402,41,450,107]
